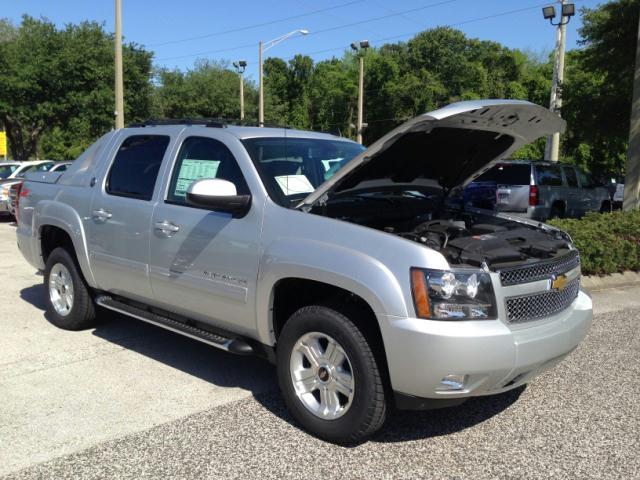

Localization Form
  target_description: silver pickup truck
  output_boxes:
[16,100,592,444]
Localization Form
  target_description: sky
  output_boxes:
[3,0,606,81]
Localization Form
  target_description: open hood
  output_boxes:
[298,100,565,208]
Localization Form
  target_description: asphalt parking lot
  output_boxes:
[1,218,639,479]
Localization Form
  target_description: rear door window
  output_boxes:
[107,135,170,201]
[535,165,563,186]
[563,167,578,187]
[474,164,530,185]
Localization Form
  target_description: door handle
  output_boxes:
[154,221,180,235]
[92,208,112,220]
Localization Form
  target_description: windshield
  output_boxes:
[16,162,54,178]
[242,137,365,205]
[0,164,19,179]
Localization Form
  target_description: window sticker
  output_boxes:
[174,159,220,197]
[275,174,314,195]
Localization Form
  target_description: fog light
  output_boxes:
[437,374,467,391]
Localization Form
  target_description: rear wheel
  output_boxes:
[277,305,387,444]
[549,203,565,219]
[600,200,612,213]
[44,247,96,330]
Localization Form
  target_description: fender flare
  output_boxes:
[34,200,97,287]
[255,238,409,345]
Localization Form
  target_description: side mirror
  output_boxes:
[186,178,251,217]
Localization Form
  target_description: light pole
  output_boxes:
[259,29,309,127]
[233,60,247,121]
[114,0,124,129]
[542,1,575,161]
[351,40,369,144]
[623,8,640,211]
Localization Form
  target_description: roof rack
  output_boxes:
[128,118,227,128]
[126,118,343,137]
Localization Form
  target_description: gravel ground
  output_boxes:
[1,220,639,479]
[4,308,639,480]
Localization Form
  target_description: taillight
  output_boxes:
[529,185,539,206]
[15,183,26,222]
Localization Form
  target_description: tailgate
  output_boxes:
[495,184,530,212]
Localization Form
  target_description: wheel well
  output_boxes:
[40,225,74,263]
[271,278,389,378]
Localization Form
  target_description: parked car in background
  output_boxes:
[605,175,625,209]
[0,161,55,183]
[464,160,611,221]
[49,161,72,173]
[0,162,22,180]
[1,161,54,217]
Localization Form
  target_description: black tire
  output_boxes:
[549,203,565,219]
[44,247,96,330]
[276,305,387,444]
[600,200,612,213]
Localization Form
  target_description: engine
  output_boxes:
[389,218,571,269]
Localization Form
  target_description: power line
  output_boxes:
[148,0,363,47]
[156,0,583,65]
[303,0,460,38]
[156,0,462,61]
[280,1,583,63]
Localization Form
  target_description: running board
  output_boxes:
[95,295,253,355]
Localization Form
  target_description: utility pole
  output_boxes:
[542,2,575,161]
[623,8,640,211]
[114,0,125,129]
[233,61,247,121]
[258,41,264,126]
[351,40,369,144]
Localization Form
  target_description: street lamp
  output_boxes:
[542,1,575,161]
[233,60,247,121]
[258,29,309,126]
[351,40,369,144]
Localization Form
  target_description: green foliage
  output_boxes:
[548,210,640,275]
[151,59,257,121]
[0,15,152,160]
[562,0,639,176]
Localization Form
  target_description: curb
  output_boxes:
[582,271,640,292]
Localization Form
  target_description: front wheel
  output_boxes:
[276,305,387,444]
[44,247,96,330]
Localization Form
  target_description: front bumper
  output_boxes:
[380,289,592,404]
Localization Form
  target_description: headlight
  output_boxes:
[410,268,497,320]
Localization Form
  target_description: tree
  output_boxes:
[562,0,640,175]
[0,16,153,160]
[152,59,257,121]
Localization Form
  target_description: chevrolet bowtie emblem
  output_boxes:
[550,273,568,291]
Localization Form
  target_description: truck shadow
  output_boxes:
[20,281,524,444]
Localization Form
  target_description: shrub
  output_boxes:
[548,210,640,276]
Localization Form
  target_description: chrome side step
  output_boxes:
[95,295,253,355]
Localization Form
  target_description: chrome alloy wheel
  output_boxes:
[290,331,355,420]
[49,263,74,316]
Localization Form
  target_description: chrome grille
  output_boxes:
[506,278,580,323]
[499,250,580,286]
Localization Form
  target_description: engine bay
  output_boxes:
[313,193,572,269]
[391,218,571,268]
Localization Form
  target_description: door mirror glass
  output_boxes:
[186,178,251,217]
